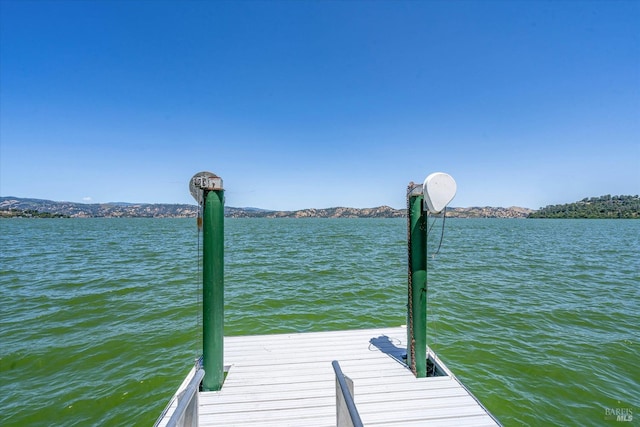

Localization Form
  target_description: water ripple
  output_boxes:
[1,217,638,426]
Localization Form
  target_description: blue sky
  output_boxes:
[1,0,638,210]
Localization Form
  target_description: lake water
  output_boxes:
[0,218,638,426]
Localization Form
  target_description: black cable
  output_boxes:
[426,207,447,258]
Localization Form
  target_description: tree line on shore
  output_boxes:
[528,195,639,219]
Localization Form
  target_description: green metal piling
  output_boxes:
[202,187,224,391]
[407,184,427,378]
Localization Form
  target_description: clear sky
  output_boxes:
[1,0,638,210]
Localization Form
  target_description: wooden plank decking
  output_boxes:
[159,326,500,426]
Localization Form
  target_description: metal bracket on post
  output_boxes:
[190,172,223,206]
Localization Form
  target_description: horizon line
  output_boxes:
[1,195,548,211]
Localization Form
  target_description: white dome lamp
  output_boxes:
[422,172,457,214]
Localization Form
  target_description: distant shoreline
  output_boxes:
[0,196,533,219]
[2,195,638,219]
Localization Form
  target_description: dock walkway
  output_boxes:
[161,326,500,426]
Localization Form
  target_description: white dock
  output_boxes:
[158,326,500,427]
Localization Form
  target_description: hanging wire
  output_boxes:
[432,207,447,258]
[427,213,439,235]
[425,207,447,258]
[425,207,448,353]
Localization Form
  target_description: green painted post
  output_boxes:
[407,184,427,378]
[202,187,224,391]
[190,172,225,392]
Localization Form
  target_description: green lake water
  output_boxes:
[0,218,638,426]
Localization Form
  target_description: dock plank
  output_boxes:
[194,326,500,426]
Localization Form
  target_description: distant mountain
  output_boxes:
[227,205,406,218]
[446,206,534,219]
[0,197,198,218]
[4,195,637,219]
[0,196,533,219]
